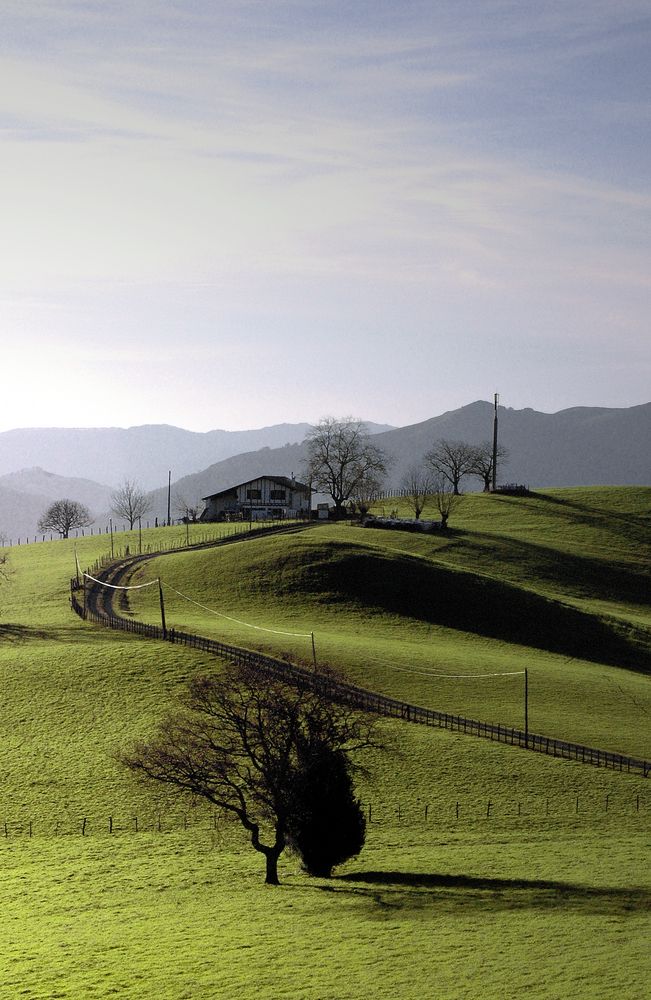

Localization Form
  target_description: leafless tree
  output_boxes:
[425,439,477,495]
[349,470,385,518]
[305,417,389,516]
[174,493,203,523]
[111,479,152,529]
[400,465,434,520]
[121,664,376,885]
[469,442,509,492]
[0,545,8,590]
[37,499,93,539]
[431,477,462,529]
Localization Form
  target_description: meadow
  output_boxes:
[0,488,649,999]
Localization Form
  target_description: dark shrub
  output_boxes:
[288,744,366,878]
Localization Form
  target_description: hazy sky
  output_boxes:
[2,1,649,432]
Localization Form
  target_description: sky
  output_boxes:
[1,0,650,432]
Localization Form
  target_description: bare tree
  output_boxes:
[349,471,385,518]
[469,442,509,492]
[121,664,375,885]
[37,499,93,539]
[111,480,152,529]
[432,477,462,529]
[400,464,434,520]
[174,493,202,523]
[425,439,477,495]
[305,417,388,516]
[0,545,8,591]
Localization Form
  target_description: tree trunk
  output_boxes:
[264,848,281,885]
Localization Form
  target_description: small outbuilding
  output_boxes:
[200,476,311,522]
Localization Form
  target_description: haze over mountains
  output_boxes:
[1,402,649,542]
[0,423,321,489]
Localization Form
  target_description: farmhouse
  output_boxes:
[200,476,311,522]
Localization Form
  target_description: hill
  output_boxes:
[1,400,649,550]
[0,468,115,543]
[0,421,393,490]
[387,400,651,487]
[125,486,651,756]
[143,401,651,526]
[0,487,649,999]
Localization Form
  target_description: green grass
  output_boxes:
[121,490,651,757]
[0,488,650,998]
[1,822,649,1000]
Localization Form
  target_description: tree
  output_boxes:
[111,480,152,529]
[37,499,93,539]
[305,417,388,516]
[286,742,366,877]
[349,471,384,518]
[121,664,375,885]
[432,477,462,529]
[469,442,509,492]
[0,545,8,592]
[174,493,203,523]
[400,465,434,520]
[425,439,477,495]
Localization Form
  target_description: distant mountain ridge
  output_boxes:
[144,401,651,525]
[1,403,649,541]
[0,421,394,490]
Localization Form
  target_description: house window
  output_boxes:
[246,489,262,500]
[270,490,286,500]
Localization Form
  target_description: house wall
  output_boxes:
[202,478,310,521]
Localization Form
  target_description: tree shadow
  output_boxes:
[449,529,651,610]
[509,492,651,548]
[0,623,53,643]
[0,622,121,645]
[300,545,651,674]
[329,870,651,916]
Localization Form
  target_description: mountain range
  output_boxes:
[1,402,649,542]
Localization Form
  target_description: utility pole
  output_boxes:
[491,392,499,492]
[167,470,171,527]
[158,578,167,638]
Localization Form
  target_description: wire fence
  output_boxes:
[70,573,651,779]
[2,514,310,548]
[3,790,647,841]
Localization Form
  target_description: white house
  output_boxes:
[200,476,311,522]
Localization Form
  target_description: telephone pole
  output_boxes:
[491,392,499,492]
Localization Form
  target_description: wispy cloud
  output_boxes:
[0,1,649,428]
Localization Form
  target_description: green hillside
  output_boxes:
[0,489,649,999]
[122,487,651,757]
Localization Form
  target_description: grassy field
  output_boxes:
[0,488,649,998]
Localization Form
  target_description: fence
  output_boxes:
[3,788,648,841]
[70,574,650,779]
[2,515,307,549]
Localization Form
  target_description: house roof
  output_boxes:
[202,475,310,501]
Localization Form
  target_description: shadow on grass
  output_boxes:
[0,623,53,643]
[295,545,651,674]
[0,622,127,645]
[506,491,651,549]
[329,870,651,916]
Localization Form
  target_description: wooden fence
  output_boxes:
[70,579,650,779]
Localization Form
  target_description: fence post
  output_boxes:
[158,580,167,639]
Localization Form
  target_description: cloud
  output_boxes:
[0,0,649,429]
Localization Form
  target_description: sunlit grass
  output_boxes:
[0,489,649,998]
